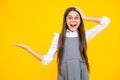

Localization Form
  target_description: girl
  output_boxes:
[13,7,111,80]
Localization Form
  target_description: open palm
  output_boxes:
[13,43,30,50]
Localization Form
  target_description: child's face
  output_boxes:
[66,11,81,32]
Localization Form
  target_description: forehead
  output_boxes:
[67,11,80,17]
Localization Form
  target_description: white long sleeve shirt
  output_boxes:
[41,16,111,65]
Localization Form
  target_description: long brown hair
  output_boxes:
[57,7,90,76]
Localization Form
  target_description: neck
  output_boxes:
[67,29,78,32]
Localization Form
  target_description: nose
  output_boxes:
[71,18,75,22]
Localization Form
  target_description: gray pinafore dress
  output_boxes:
[57,37,89,80]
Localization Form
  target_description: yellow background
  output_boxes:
[0,0,120,80]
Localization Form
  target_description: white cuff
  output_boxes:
[41,55,53,66]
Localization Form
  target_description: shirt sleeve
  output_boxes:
[85,16,111,42]
[41,32,60,65]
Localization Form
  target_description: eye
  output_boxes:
[68,16,72,20]
[74,16,79,20]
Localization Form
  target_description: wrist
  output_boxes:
[25,46,31,51]
[82,16,88,20]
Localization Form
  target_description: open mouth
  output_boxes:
[70,24,77,27]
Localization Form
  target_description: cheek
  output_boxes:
[66,19,70,23]
[77,20,81,25]
[78,21,80,26]
[66,20,71,26]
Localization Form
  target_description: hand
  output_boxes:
[75,7,86,20]
[13,43,30,50]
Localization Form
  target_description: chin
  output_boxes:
[70,29,77,32]
[68,25,79,32]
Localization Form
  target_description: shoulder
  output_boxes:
[53,32,60,38]
[54,32,60,36]
[85,30,89,35]
[85,30,88,32]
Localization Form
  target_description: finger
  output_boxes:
[12,43,17,45]
[75,7,80,11]
[13,43,23,47]
[74,6,79,9]
[75,7,83,13]
[12,43,18,46]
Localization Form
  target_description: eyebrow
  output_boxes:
[67,14,79,17]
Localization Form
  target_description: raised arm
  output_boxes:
[85,16,111,42]
[41,32,60,65]
[75,7,111,41]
